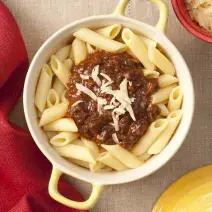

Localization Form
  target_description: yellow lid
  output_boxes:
[153,165,212,212]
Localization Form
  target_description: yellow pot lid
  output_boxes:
[153,165,212,212]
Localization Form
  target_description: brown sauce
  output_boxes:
[67,50,160,149]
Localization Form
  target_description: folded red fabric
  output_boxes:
[0,1,88,212]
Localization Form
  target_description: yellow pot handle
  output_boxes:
[113,0,169,32]
[48,166,104,210]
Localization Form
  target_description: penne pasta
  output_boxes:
[137,34,157,48]
[158,74,179,88]
[37,109,42,118]
[43,118,78,132]
[168,86,183,112]
[81,137,99,159]
[61,89,68,103]
[69,45,75,61]
[102,144,144,168]
[86,43,96,54]
[50,131,79,147]
[148,110,183,154]
[63,58,73,71]
[89,161,105,172]
[55,45,70,62]
[152,83,177,104]
[45,131,58,140]
[52,77,66,98]
[95,24,121,39]
[50,55,71,88]
[35,64,53,112]
[73,28,127,53]
[69,158,90,169]
[46,89,60,108]
[148,45,175,76]
[54,144,96,163]
[131,119,168,156]
[139,152,152,161]
[39,102,68,127]
[157,103,169,117]
[97,152,127,171]
[122,28,154,70]
[143,69,160,78]
[72,38,87,65]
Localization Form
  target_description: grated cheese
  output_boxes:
[100,73,112,82]
[186,0,212,32]
[91,65,101,86]
[76,83,97,100]
[80,74,89,80]
[112,133,119,144]
[71,100,83,107]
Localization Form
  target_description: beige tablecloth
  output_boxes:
[3,0,212,211]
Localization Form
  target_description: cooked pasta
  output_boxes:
[50,132,79,146]
[39,102,68,126]
[43,118,78,132]
[35,25,183,173]
[148,45,175,75]
[152,83,177,104]
[132,119,168,156]
[55,45,70,62]
[72,38,87,65]
[35,64,53,112]
[50,55,71,88]
[96,24,121,39]
[122,28,154,70]
[46,89,60,108]
[73,28,127,52]
[148,110,183,154]
[168,86,183,112]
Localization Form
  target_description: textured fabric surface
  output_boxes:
[2,0,212,211]
[0,1,88,211]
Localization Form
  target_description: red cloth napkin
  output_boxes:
[0,2,88,212]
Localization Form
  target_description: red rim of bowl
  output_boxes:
[171,0,212,43]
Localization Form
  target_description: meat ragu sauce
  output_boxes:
[67,50,160,149]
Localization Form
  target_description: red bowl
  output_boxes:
[171,0,212,42]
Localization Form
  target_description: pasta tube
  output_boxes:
[86,43,96,54]
[157,103,169,117]
[122,28,154,70]
[137,34,157,48]
[131,119,168,156]
[73,28,127,52]
[102,144,144,168]
[61,89,68,103]
[54,144,96,163]
[81,137,99,159]
[148,110,183,154]
[39,103,68,126]
[63,58,73,71]
[50,132,79,146]
[43,118,78,132]
[45,131,58,140]
[46,89,60,108]
[55,45,70,62]
[143,69,160,78]
[95,24,121,39]
[158,74,179,88]
[148,46,175,75]
[89,162,105,172]
[98,152,127,171]
[152,84,177,104]
[69,158,90,169]
[72,38,87,65]
[139,152,152,161]
[53,77,65,97]
[168,86,183,112]
[35,64,53,112]
[50,55,71,88]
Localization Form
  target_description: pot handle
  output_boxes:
[113,0,169,32]
[48,166,104,210]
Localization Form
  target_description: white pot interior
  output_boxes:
[24,14,194,185]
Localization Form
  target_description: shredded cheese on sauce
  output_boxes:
[91,65,101,86]
[71,100,83,107]
[76,83,97,100]
[112,133,119,144]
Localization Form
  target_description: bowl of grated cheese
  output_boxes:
[171,0,212,42]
